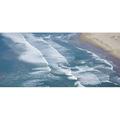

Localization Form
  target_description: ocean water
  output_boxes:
[0,33,120,87]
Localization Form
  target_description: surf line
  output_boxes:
[23,33,80,81]
[1,33,51,73]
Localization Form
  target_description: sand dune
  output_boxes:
[80,33,120,59]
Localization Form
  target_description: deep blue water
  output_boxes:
[0,33,120,87]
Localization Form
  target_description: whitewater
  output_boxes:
[0,33,120,87]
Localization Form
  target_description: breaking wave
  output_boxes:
[0,33,120,87]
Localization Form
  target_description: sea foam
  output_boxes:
[2,33,51,73]
[23,33,78,80]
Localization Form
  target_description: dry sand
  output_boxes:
[80,33,120,59]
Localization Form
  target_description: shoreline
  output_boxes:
[71,33,120,74]
[79,33,120,74]
[80,33,120,59]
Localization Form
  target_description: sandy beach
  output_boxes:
[80,33,120,59]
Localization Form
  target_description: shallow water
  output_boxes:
[0,33,120,87]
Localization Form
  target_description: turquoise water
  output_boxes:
[0,33,120,87]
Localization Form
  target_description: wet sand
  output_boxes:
[80,33,120,59]
[77,33,120,75]
[70,33,120,75]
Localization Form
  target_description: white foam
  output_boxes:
[2,33,51,74]
[74,81,84,87]
[77,47,113,70]
[2,33,49,65]
[73,66,99,73]
[23,33,77,80]
[46,39,68,53]
[44,35,51,39]
[71,65,112,84]
[29,71,47,75]
[23,33,68,64]
[22,79,44,87]
[56,36,62,39]
[68,75,78,80]
[45,39,76,61]
[78,73,101,86]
